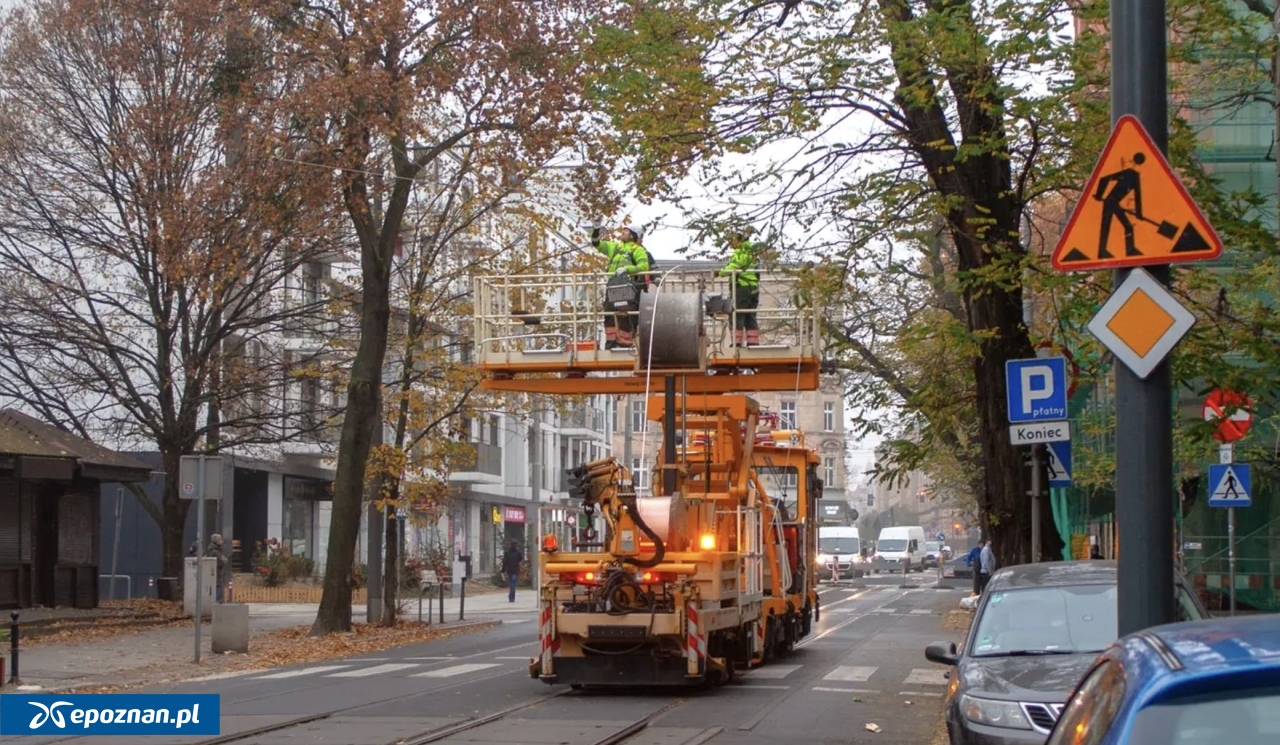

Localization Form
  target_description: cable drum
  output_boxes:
[635,496,686,552]
[638,291,703,369]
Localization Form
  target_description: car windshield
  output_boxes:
[820,537,859,554]
[878,539,908,552]
[969,584,1117,656]
[925,542,942,553]
[1129,686,1280,744]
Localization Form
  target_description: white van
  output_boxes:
[874,526,927,572]
[817,526,865,580]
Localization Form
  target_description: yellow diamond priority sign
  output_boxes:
[1087,268,1195,379]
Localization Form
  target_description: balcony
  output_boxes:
[556,408,605,438]
[450,441,503,485]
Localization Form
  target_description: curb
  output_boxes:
[11,618,504,694]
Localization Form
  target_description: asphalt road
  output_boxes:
[11,573,966,745]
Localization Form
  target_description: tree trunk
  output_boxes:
[311,255,392,635]
[160,449,194,588]
[968,291,1066,566]
[382,488,400,627]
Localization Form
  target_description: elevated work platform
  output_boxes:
[472,271,826,394]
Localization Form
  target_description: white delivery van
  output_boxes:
[817,526,865,580]
[874,526,927,572]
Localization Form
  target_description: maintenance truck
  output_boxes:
[471,267,826,686]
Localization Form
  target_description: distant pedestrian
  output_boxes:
[206,534,228,603]
[502,541,523,603]
[978,540,996,594]
[1090,544,1103,560]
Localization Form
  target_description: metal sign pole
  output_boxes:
[1227,506,1236,616]
[108,488,124,601]
[1111,0,1175,637]
[1030,445,1042,562]
[194,454,205,663]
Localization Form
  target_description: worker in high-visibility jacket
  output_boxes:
[591,226,651,349]
[718,232,760,347]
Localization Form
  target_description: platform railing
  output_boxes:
[472,270,820,365]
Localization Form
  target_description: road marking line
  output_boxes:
[503,619,531,624]
[328,663,421,678]
[184,670,258,683]
[909,609,934,615]
[405,656,456,660]
[411,662,503,678]
[350,657,390,661]
[493,656,531,660]
[822,666,877,682]
[732,684,791,690]
[742,664,801,679]
[253,665,352,679]
[871,608,897,613]
[900,690,945,698]
[813,687,880,694]
[904,668,950,686]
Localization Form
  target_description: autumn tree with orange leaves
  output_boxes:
[0,0,346,583]
[259,0,636,635]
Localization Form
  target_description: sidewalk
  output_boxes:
[398,586,539,619]
[7,601,504,693]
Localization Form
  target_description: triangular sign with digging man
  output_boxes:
[1051,115,1223,272]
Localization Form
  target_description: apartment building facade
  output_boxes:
[444,398,614,577]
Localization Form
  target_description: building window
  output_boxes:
[823,402,835,431]
[487,415,499,445]
[824,457,836,486]
[611,398,619,432]
[300,378,319,431]
[631,457,649,491]
[780,400,796,429]
[631,400,647,432]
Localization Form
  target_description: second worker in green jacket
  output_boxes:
[718,233,760,347]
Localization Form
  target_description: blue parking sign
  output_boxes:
[1006,357,1069,424]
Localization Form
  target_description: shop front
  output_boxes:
[481,504,527,576]
[282,475,329,563]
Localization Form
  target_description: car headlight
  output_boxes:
[850,554,862,563]
[817,553,830,564]
[959,694,1032,730]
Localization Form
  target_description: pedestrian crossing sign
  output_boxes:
[1207,463,1251,508]
[1046,441,1072,487]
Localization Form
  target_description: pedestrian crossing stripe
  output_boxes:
[411,663,502,678]
[823,666,876,682]
[329,663,420,677]
[739,664,801,680]
[253,664,351,679]
[1208,463,1252,508]
[240,659,948,689]
[902,668,950,686]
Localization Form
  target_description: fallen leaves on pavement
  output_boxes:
[21,600,191,647]
[64,619,500,695]
[222,619,502,672]
[941,610,973,633]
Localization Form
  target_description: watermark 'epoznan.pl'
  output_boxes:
[0,694,221,736]
[28,701,204,729]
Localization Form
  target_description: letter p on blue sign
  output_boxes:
[1006,357,1069,424]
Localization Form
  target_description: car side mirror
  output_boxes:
[925,641,960,666]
